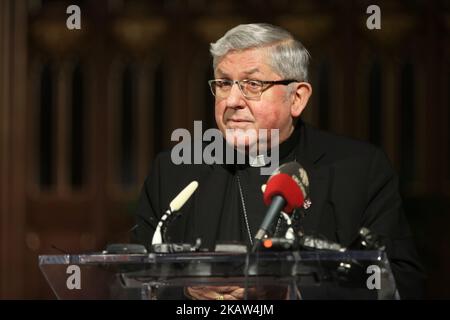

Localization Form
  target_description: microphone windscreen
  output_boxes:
[263,173,304,213]
[271,162,309,198]
[263,161,310,213]
[169,181,199,212]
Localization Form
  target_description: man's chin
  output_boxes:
[222,127,274,153]
[226,122,254,130]
[224,135,257,151]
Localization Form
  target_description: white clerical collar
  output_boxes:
[249,154,270,167]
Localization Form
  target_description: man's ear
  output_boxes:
[291,82,312,117]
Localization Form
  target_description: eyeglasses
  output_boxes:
[208,79,299,100]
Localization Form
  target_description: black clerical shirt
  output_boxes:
[216,125,300,246]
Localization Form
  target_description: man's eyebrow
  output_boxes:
[242,68,260,75]
[215,68,261,78]
[215,69,230,78]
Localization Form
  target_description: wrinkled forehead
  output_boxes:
[214,48,277,78]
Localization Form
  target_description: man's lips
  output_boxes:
[227,118,252,123]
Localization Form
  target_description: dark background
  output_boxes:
[1,0,449,299]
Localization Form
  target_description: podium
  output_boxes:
[39,250,398,300]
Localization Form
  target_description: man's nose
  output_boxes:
[225,82,246,109]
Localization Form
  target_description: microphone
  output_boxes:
[151,181,199,245]
[261,184,295,240]
[253,162,310,249]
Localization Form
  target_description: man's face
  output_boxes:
[214,48,296,150]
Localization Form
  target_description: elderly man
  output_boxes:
[133,23,424,299]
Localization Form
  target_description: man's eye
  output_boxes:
[247,80,262,88]
[216,80,231,88]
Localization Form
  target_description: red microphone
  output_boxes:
[254,162,309,246]
[263,173,304,213]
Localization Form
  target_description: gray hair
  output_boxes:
[210,23,310,82]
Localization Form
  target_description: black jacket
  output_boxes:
[133,121,425,299]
